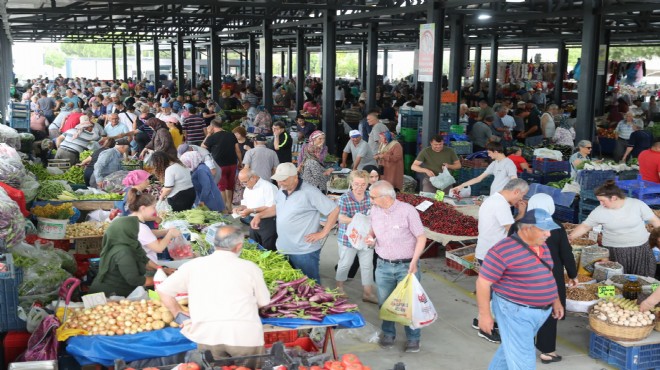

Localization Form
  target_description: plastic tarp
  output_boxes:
[66,328,197,366]
[66,313,365,365]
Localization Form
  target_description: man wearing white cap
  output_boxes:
[157,101,182,124]
[341,130,377,170]
[251,163,339,283]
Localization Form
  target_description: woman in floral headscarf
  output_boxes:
[374,131,404,191]
[180,151,225,212]
[298,130,328,169]
[301,131,334,192]
[252,105,273,134]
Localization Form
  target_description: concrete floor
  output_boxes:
[315,234,615,370]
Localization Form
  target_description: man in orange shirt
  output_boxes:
[638,139,660,183]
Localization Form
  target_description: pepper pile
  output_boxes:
[396,193,478,236]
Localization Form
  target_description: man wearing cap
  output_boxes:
[157,102,181,124]
[341,130,377,170]
[251,163,339,283]
[242,135,279,181]
[93,138,130,188]
[477,207,564,369]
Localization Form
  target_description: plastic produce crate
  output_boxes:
[450,125,465,134]
[588,332,660,370]
[616,176,660,206]
[555,204,578,223]
[450,141,473,155]
[0,255,26,332]
[521,172,569,185]
[532,158,570,173]
[597,137,616,155]
[264,330,298,346]
[73,237,102,254]
[445,245,478,276]
[577,170,617,191]
[400,109,423,128]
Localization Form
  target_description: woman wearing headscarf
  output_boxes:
[140,117,177,160]
[177,143,221,185]
[88,215,152,297]
[180,151,225,212]
[509,194,578,364]
[301,131,333,192]
[252,106,273,135]
[374,131,404,191]
[151,151,196,212]
[552,114,576,147]
[298,130,328,170]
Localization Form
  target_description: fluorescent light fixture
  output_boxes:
[505,0,525,3]
[478,14,492,20]
[468,35,478,38]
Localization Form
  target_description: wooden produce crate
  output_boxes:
[71,236,103,254]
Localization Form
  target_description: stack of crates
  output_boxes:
[527,158,570,185]
[589,332,660,370]
[456,167,493,196]
[576,170,616,190]
[524,183,578,223]
[616,175,660,206]
[579,190,600,222]
[400,109,423,176]
[0,255,25,333]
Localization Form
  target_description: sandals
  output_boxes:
[539,353,562,364]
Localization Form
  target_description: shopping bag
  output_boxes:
[429,167,455,190]
[379,274,413,326]
[345,213,371,250]
[410,274,438,329]
[156,199,172,218]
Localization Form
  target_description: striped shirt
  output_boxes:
[337,190,372,248]
[60,128,100,154]
[371,200,425,260]
[183,114,207,143]
[480,235,558,307]
[615,121,634,140]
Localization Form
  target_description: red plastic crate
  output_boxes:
[265,337,319,352]
[3,330,31,368]
[264,330,298,346]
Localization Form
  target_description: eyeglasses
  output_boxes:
[352,183,367,188]
[585,147,592,149]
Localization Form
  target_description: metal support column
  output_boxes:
[594,30,610,116]
[170,42,176,80]
[554,42,567,105]
[224,49,229,75]
[135,42,142,81]
[0,31,12,122]
[488,36,498,106]
[280,51,285,78]
[111,44,117,80]
[383,49,388,78]
[240,50,244,77]
[296,29,306,112]
[305,51,310,76]
[122,42,128,80]
[249,34,257,90]
[521,44,528,63]
[421,1,445,145]
[360,42,367,84]
[448,15,464,93]
[210,28,222,102]
[366,22,378,113]
[263,20,274,112]
[576,0,602,142]
[287,45,293,80]
[153,38,160,84]
[177,33,185,95]
[190,41,196,88]
[473,44,481,95]
[322,8,337,152]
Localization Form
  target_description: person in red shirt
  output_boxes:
[506,146,532,174]
[60,109,85,133]
[638,140,660,183]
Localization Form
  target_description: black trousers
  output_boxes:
[249,217,277,252]
[535,314,558,353]
[167,187,196,212]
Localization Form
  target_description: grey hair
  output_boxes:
[371,180,396,199]
[497,105,509,113]
[502,178,529,193]
[577,140,592,149]
[213,225,244,250]
[547,104,558,111]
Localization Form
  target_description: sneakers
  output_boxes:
[472,318,499,330]
[478,329,502,343]
[404,340,420,353]
[379,335,395,349]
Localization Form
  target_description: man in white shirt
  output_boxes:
[234,168,278,251]
[156,102,181,124]
[157,225,270,369]
[342,130,377,170]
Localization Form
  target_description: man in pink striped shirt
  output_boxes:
[368,180,426,353]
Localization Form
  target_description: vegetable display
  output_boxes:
[62,166,85,184]
[36,180,68,200]
[65,221,109,238]
[79,150,93,161]
[32,202,75,220]
[546,178,572,189]
[396,193,478,236]
[57,190,123,201]
[592,298,656,327]
[0,187,26,249]
[260,276,358,321]
[60,299,184,336]
[329,176,349,190]
[240,242,305,288]
[162,207,230,226]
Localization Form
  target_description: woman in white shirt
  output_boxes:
[151,151,196,211]
[126,187,181,272]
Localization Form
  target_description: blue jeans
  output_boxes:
[488,294,552,370]
[375,259,421,341]
[287,249,321,283]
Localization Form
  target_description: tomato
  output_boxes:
[298,366,309,370]
[180,363,201,370]
[235,367,252,370]
[341,354,361,366]
[310,366,322,370]
[345,365,362,370]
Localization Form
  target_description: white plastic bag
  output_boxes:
[156,199,172,218]
[533,148,563,161]
[26,306,49,333]
[410,274,438,329]
[345,213,371,250]
[429,167,456,190]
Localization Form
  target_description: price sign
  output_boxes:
[651,283,659,293]
[597,285,616,298]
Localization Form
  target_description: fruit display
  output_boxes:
[396,193,478,236]
[591,298,656,327]
[60,299,185,336]
[597,128,616,139]
[31,202,74,220]
[64,221,109,238]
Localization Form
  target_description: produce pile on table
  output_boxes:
[25,162,86,184]
[396,193,478,236]
[32,202,75,219]
[60,298,186,336]
[162,207,230,228]
[566,284,622,301]
[591,298,657,326]
[240,241,305,288]
[56,190,123,201]
[65,222,109,238]
[329,176,349,190]
[0,187,27,249]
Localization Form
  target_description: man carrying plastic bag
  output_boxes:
[380,273,437,329]
[367,180,428,353]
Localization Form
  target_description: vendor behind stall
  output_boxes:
[157,225,270,369]
[88,216,153,297]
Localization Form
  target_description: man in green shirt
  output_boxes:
[411,134,462,192]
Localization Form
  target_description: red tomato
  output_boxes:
[298,366,309,370]
[341,354,361,366]
[180,363,201,370]
[310,366,322,370]
[345,364,362,370]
